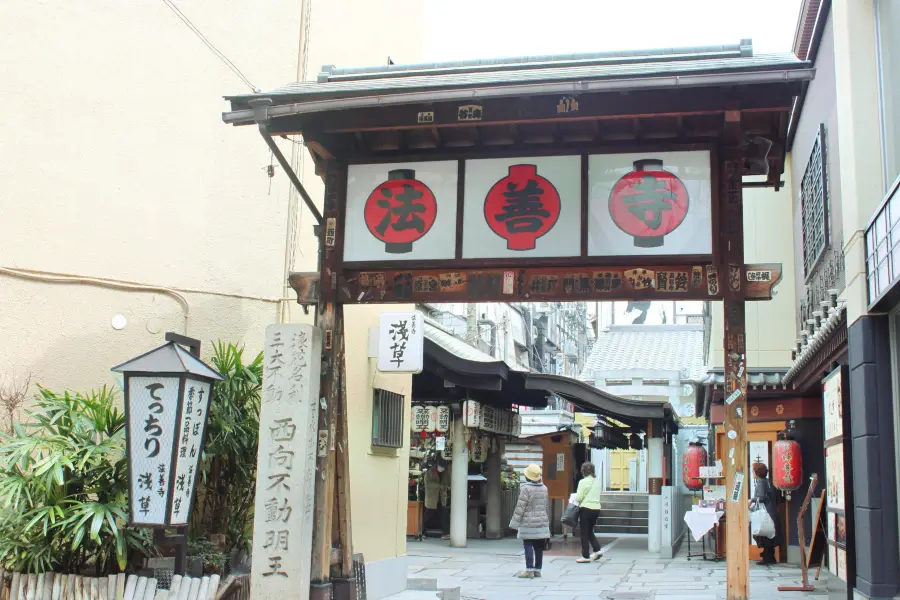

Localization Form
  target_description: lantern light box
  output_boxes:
[112,342,223,527]
[341,150,713,264]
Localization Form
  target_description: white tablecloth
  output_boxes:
[683,510,724,541]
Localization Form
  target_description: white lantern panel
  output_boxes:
[127,376,180,525]
[169,377,212,525]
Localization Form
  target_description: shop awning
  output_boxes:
[418,318,681,430]
[524,372,680,432]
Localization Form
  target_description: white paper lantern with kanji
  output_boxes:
[464,400,482,429]
[471,434,489,463]
[436,406,451,432]
[411,406,428,432]
[113,342,223,527]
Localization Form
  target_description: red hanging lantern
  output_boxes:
[773,437,802,500]
[682,438,707,491]
[609,159,690,248]
[364,168,438,254]
[483,164,561,251]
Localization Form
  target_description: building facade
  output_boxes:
[0,2,426,597]
[780,1,900,598]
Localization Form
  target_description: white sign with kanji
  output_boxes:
[588,150,713,257]
[126,376,179,526]
[251,324,322,599]
[169,378,212,525]
[377,311,424,373]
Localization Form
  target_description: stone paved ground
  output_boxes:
[386,536,838,600]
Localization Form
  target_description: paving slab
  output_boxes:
[385,537,834,600]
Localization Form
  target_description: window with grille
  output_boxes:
[371,389,404,448]
[801,124,830,280]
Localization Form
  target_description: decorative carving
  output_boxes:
[798,243,845,330]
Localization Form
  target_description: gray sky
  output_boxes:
[424,0,801,61]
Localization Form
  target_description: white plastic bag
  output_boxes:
[750,508,776,539]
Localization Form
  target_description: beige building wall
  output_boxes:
[0,0,306,393]
[1,1,425,596]
[709,168,798,369]
[831,0,884,324]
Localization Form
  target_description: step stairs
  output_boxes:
[594,492,649,535]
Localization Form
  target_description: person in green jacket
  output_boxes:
[575,462,604,563]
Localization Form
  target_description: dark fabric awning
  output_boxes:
[524,373,680,432]
[418,319,681,432]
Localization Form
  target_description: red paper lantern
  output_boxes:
[484,164,561,251]
[682,440,707,491]
[773,438,802,496]
[364,168,437,254]
[609,159,689,248]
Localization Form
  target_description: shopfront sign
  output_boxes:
[463,400,520,436]
[377,311,424,373]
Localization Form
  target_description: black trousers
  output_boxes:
[423,505,449,535]
[523,539,545,570]
[579,508,602,558]
[755,535,777,563]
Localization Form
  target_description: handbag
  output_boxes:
[561,502,580,528]
[562,476,599,528]
[543,538,553,551]
[750,506,776,539]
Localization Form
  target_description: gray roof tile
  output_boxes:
[579,324,706,382]
[226,47,809,107]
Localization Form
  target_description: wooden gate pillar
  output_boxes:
[311,161,355,600]
[721,118,750,600]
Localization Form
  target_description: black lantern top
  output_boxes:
[112,342,223,381]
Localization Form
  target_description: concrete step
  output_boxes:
[596,523,649,534]
[599,508,649,519]
[599,495,648,504]
[598,516,648,525]
[597,501,648,509]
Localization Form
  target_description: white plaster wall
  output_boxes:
[0,0,427,588]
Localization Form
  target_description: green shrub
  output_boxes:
[0,387,154,574]
[190,342,262,555]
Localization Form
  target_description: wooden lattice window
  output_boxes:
[371,388,404,448]
[801,124,830,279]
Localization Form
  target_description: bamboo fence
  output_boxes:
[0,570,233,600]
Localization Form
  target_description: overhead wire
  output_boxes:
[160,0,259,92]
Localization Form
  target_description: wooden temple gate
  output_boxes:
[223,43,814,600]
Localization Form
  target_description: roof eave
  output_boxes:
[223,67,815,126]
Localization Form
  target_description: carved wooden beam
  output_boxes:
[287,263,782,305]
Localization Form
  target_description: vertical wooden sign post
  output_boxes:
[722,110,750,600]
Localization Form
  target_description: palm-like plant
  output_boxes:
[0,387,154,574]
[190,342,262,554]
